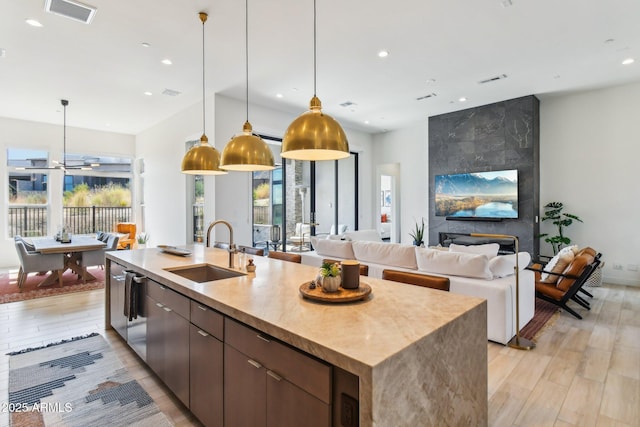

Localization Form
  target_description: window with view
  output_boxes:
[7,148,133,237]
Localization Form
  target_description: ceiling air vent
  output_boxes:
[416,93,437,101]
[340,101,357,108]
[478,74,508,84]
[162,88,182,97]
[45,0,97,24]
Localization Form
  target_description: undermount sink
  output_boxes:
[164,264,245,283]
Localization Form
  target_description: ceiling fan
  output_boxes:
[16,99,97,172]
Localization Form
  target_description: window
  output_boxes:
[7,148,49,237]
[61,154,132,234]
[6,149,133,237]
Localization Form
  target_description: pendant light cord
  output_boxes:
[313,0,317,97]
[202,15,206,136]
[245,0,249,122]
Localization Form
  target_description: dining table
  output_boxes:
[32,236,107,286]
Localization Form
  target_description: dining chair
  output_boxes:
[79,233,120,282]
[14,235,36,252]
[382,269,451,292]
[239,245,264,257]
[268,251,302,264]
[14,240,65,289]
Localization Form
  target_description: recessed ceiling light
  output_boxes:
[378,50,389,58]
[622,58,635,65]
[364,120,370,124]
[144,91,153,96]
[276,93,283,98]
[459,97,467,102]
[25,19,43,27]
[161,59,172,65]
[141,42,150,48]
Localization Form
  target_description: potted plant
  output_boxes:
[136,232,150,248]
[539,202,582,255]
[409,217,425,246]
[319,261,341,292]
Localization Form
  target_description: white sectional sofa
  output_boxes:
[302,238,534,345]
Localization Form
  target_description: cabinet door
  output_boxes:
[163,305,190,407]
[190,324,223,427]
[146,294,165,378]
[224,344,266,427]
[266,372,331,427]
[108,262,127,339]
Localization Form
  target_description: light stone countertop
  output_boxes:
[107,244,488,426]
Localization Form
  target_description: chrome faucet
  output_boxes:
[206,220,236,268]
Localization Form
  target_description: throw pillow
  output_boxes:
[351,241,418,269]
[449,243,500,259]
[540,245,577,281]
[314,239,355,259]
[540,249,575,284]
[343,230,382,242]
[415,247,493,280]
[489,252,532,278]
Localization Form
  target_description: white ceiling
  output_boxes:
[1,0,639,136]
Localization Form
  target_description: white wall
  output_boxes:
[371,82,640,286]
[539,82,640,286]
[372,122,429,245]
[0,117,135,268]
[214,95,374,247]
[135,98,212,248]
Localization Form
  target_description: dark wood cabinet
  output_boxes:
[190,301,224,427]
[146,280,190,407]
[224,343,267,427]
[224,319,331,427]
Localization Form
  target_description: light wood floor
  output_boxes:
[1,283,638,427]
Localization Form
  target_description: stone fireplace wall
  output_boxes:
[428,95,540,257]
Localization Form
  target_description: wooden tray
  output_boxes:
[299,281,372,303]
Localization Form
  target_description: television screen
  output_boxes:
[435,169,518,218]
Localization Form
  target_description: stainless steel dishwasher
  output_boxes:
[125,271,148,362]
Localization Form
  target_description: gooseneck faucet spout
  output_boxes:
[206,220,236,268]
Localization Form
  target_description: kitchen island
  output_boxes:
[106,245,487,426]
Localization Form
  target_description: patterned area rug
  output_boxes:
[0,268,105,304]
[520,297,560,340]
[7,333,173,427]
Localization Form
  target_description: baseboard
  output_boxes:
[601,274,640,287]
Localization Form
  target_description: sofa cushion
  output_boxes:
[489,252,532,278]
[314,239,355,259]
[415,247,493,280]
[343,229,382,242]
[352,241,417,270]
[449,243,500,259]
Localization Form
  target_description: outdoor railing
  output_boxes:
[8,206,132,237]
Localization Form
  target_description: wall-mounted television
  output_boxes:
[435,169,518,219]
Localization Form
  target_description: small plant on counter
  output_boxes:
[137,232,150,244]
[320,261,340,277]
[409,217,425,246]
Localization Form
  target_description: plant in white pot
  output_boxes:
[319,261,341,292]
[136,232,149,248]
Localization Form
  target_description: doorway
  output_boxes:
[377,163,401,243]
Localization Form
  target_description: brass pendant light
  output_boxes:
[220,0,275,171]
[281,0,349,161]
[181,12,227,175]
